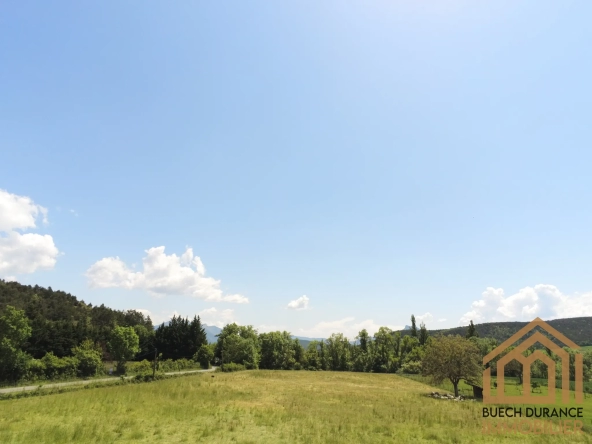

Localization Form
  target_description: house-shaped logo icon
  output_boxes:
[482,317,584,405]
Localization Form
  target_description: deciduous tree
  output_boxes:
[108,326,140,374]
[422,335,482,397]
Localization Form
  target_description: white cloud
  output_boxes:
[415,312,433,325]
[133,308,153,319]
[0,232,60,275]
[69,209,79,217]
[287,295,309,310]
[137,309,181,326]
[437,318,447,323]
[131,307,235,328]
[86,246,248,304]
[460,284,592,325]
[298,317,403,339]
[0,189,48,232]
[0,190,60,278]
[256,324,286,333]
[197,307,235,328]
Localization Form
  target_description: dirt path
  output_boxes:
[0,367,217,394]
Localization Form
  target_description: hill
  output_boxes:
[399,317,592,346]
[0,279,153,358]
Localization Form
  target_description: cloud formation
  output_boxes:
[415,312,433,325]
[287,295,309,310]
[133,307,235,328]
[197,307,235,328]
[0,189,48,232]
[460,284,592,325]
[0,189,60,278]
[87,246,248,303]
[299,317,403,339]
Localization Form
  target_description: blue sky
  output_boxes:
[2,1,591,337]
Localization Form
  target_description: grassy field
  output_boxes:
[1,371,591,444]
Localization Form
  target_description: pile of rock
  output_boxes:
[428,391,466,401]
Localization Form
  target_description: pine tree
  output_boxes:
[418,322,429,346]
[466,320,478,338]
[410,315,418,337]
[189,315,207,357]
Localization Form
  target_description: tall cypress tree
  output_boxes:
[418,322,429,346]
[466,320,478,338]
[410,315,418,337]
[189,315,207,358]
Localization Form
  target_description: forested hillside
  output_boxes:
[399,318,592,346]
[0,279,154,359]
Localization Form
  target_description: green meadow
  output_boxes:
[1,371,591,444]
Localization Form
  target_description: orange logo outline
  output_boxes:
[482,317,584,404]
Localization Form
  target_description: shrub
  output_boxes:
[41,353,79,380]
[157,358,198,373]
[194,344,214,369]
[133,373,165,382]
[221,363,246,372]
[0,345,31,383]
[400,360,422,375]
[72,340,104,377]
[127,360,153,375]
[26,359,46,381]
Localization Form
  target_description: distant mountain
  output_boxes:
[154,321,323,346]
[403,325,411,330]
[398,317,592,346]
[203,324,222,343]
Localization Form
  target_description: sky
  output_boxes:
[1,1,592,338]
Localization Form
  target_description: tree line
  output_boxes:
[2,280,591,391]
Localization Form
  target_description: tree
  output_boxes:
[325,333,351,371]
[215,323,260,369]
[108,326,140,374]
[466,320,478,338]
[195,344,214,369]
[259,331,297,370]
[133,324,154,359]
[410,315,418,338]
[418,322,429,346]
[304,341,322,371]
[357,329,369,353]
[371,327,396,373]
[422,335,482,397]
[0,306,32,382]
[0,305,32,347]
[72,339,103,377]
[189,316,207,357]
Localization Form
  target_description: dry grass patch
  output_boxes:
[0,370,590,443]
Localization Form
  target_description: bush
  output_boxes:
[41,352,79,380]
[194,344,214,369]
[127,360,153,375]
[157,358,198,373]
[133,373,165,382]
[72,340,104,377]
[0,344,31,383]
[400,360,422,375]
[221,363,246,372]
[26,359,46,381]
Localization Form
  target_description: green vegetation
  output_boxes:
[108,326,141,374]
[1,371,590,443]
[422,335,482,397]
[403,318,592,347]
[0,279,212,385]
